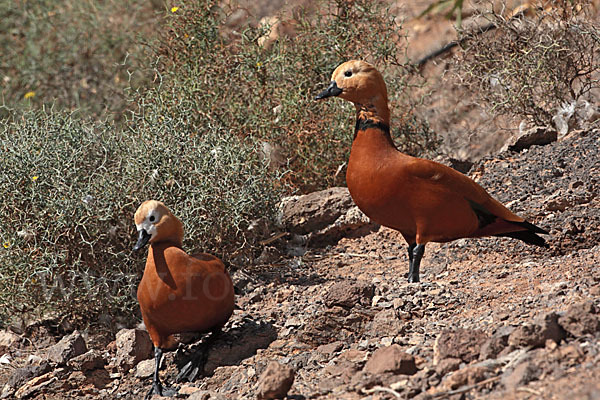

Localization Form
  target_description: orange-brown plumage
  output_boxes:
[133,200,234,397]
[316,60,548,282]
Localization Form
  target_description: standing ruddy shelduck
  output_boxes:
[133,200,234,398]
[315,60,548,282]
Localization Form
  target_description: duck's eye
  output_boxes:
[149,215,156,222]
[344,70,353,77]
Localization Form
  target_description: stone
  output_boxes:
[13,369,62,399]
[323,280,375,308]
[479,337,508,360]
[363,345,417,376]
[558,301,600,337]
[134,359,155,379]
[441,366,489,391]
[502,361,540,390]
[257,361,295,400]
[508,313,566,349]
[503,126,557,152]
[435,357,462,377]
[68,349,105,372]
[0,330,21,355]
[1,362,51,399]
[316,341,343,355]
[46,330,87,365]
[277,187,356,234]
[277,188,378,244]
[433,329,489,365]
[114,329,153,372]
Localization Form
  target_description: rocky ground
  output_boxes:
[1,125,599,399]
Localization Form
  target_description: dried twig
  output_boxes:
[361,385,402,399]
[431,376,501,398]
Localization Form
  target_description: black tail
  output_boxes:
[493,220,549,247]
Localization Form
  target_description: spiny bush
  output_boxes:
[0,0,157,119]
[0,109,278,328]
[146,0,438,192]
[454,1,600,132]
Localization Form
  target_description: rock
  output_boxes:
[363,345,417,375]
[435,357,462,377]
[46,330,87,365]
[367,308,403,337]
[508,313,566,349]
[316,341,343,355]
[256,361,295,400]
[558,301,600,337]
[0,330,21,355]
[188,390,227,400]
[441,366,489,391]
[503,126,557,152]
[479,336,508,360]
[433,329,488,365]
[68,349,105,372]
[277,187,355,234]
[135,359,155,379]
[14,369,62,399]
[1,363,51,399]
[115,329,153,372]
[311,206,378,244]
[323,280,375,308]
[502,361,540,390]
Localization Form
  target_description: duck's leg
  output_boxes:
[408,244,425,283]
[145,347,176,399]
[176,328,222,383]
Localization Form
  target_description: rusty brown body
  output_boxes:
[346,127,526,244]
[133,200,234,397]
[137,246,234,349]
[316,60,547,282]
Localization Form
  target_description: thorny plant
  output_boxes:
[0,110,278,328]
[454,0,600,131]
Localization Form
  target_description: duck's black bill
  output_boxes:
[133,229,152,251]
[315,81,343,100]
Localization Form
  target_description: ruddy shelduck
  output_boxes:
[316,60,548,282]
[133,200,234,398]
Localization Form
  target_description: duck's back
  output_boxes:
[346,127,526,244]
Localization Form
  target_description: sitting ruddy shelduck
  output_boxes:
[133,200,234,398]
[315,60,548,282]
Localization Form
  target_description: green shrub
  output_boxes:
[454,1,600,130]
[0,0,157,119]
[146,0,438,192]
[0,109,278,327]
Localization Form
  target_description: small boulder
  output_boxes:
[508,313,565,349]
[277,187,355,234]
[433,329,488,365]
[115,329,153,372]
[435,357,462,377]
[441,366,489,391]
[257,361,295,400]
[68,350,105,372]
[502,361,540,390]
[363,345,417,376]
[503,126,557,152]
[135,359,155,379]
[46,330,87,365]
[479,336,508,361]
[558,301,600,337]
[323,280,375,309]
[0,330,21,355]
